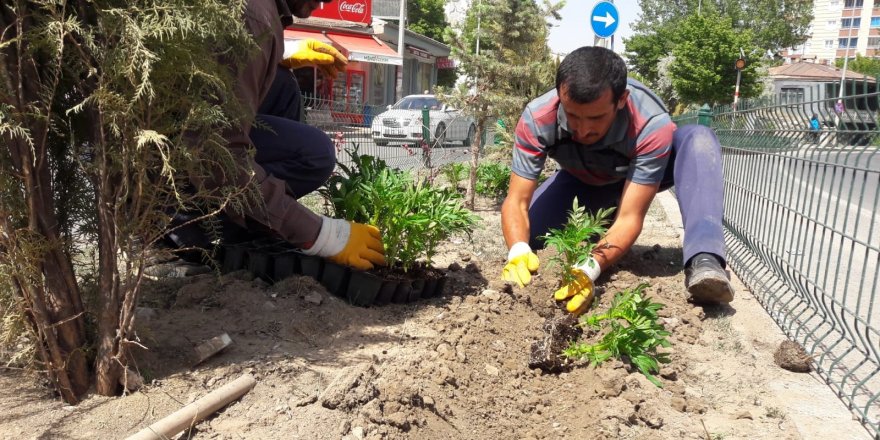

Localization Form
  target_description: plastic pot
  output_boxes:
[321,261,351,297]
[347,271,383,307]
[273,250,301,281]
[298,253,324,279]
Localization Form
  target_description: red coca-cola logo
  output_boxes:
[339,1,365,14]
[311,0,371,24]
[338,1,367,22]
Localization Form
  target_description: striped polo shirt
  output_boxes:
[512,79,676,186]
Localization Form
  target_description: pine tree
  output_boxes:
[1,0,256,402]
[439,0,561,208]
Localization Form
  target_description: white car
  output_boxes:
[370,95,476,147]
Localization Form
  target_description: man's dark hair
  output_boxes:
[556,46,628,104]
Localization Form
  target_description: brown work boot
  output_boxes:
[685,253,735,304]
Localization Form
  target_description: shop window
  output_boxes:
[419,65,433,94]
[781,87,805,104]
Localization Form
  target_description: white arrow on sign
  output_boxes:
[593,12,616,28]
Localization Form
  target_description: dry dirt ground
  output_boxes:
[0,194,872,440]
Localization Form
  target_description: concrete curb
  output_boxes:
[653,191,872,440]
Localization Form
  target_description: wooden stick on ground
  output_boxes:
[125,374,256,440]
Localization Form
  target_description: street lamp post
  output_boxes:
[835,20,857,128]
[733,49,746,112]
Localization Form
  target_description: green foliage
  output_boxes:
[408,0,448,41]
[669,13,762,105]
[1,0,257,395]
[564,283,671,387]
[836,54,880,81]
[632,0,812,52]
[324,147,478,271]
[475,162,511,200]
[441,162,468,190]
[540,200,614,286]
[627,0,813,106]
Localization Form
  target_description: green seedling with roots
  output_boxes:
[541,199,614,287]
[563,282,672,387]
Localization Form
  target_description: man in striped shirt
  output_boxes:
[500,47,733,314]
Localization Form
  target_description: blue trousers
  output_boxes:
[251,66,335,198]
[527,124,726,267]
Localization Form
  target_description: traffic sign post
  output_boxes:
[590,1,619,49]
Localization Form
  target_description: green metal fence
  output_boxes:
[300,96,481,173]
[675,83,880,437]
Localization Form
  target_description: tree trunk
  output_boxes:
[1,3,89,403]
[466,118,486,209]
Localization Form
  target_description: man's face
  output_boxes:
[559,85,629,145]
[288,0,323,18]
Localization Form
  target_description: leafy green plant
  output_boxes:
[563,283,671,387]
[540,200,614,286]
[475,162,511,200]
[441,162,467,190]
[323,147,477,271]
[321,144,386,223]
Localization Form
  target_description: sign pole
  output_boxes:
[590,1,619,51]
[395,0,405,101]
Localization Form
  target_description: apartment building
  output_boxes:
[797,0,880,63]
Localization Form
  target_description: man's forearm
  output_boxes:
[591,217,643,270]
[501,198,531,249]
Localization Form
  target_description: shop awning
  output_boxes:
[283,29,331,43]
[326,33,403,66]
[283,29,403,66]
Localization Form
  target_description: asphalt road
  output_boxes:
[723,143,879,351]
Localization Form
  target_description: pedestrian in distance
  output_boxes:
[500,46,734,314]
[809,113,821,143]
[166,0,385,271]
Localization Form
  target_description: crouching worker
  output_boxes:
[500,47,733,314]
[167,0,385,271]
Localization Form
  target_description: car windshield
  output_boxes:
[392,96,441,110]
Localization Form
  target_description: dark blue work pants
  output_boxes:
[527,124,726,267]
[251,66,335,198]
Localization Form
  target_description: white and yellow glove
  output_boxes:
[301,216,386,271]
[554,256,601,315]
[281,39,348,78]
[501,242,540,288]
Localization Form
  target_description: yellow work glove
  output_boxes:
[301,217,386,271]
[553,256,601,315]
[281,39,348,78]
[501,242,540,287]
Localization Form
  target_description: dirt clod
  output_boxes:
[773,340,812,372]
[320,363,378,410]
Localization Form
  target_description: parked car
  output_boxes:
[370,95,476,147]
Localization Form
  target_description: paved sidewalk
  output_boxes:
[655,191,872,440]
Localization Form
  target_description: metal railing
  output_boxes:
[299,96,482,173]
[676,84,880,437]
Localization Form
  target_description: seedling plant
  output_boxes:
[564,283,672,387]
[441,162,467,190]
[540,199,614,287]
[323,146,477,272]
[475,162,511,200]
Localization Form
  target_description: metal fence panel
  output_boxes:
[676,84,880,437]
[302,96,477,173]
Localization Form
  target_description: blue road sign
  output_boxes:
[590,1,619,39]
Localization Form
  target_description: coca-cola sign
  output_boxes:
[311,0,371,24]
